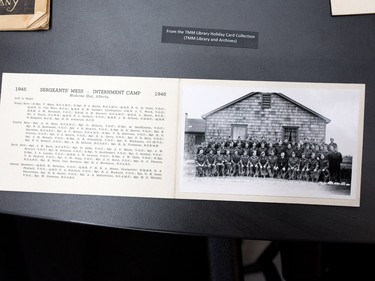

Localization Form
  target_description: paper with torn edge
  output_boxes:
[0,0,50,31]
[331,0,375,15]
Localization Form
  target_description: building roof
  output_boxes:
[201,92,331,123]
[185,118,205,133]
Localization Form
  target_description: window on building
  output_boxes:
[283,126,299,142]
[231,125,248,140]
[262,93,271,109]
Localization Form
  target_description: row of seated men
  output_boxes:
[194,137,343,182]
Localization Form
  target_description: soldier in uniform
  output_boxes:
[196,141,207,155]
[227,141,235,156]
[278,152,288,179]
[258,151,269,178]
[243,142,251,156]
[223,149,232,176]
[225,136,232,147]
[328,138,338,152]
[298,153,309,180]
[250,142,258,156]
[328,146,342,182]
[257,142,268,157]
[214,149,225,176]
[231,149,242,176]
[249,150,260,177]
[306,153,319,182]
[285,143,294,158]
[267,150,279,178]
[288,151,299,180]
[317,153,330,182]
[205,149,216,177]
[304,144,312,159]
[241,150,251,176]
[322,145,330,158]
[234,136,243,148]
[195,149,206,177]
[267,142,276,157]
[294,143,304,158]
[275,140,284,156]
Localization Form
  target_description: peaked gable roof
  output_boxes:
[201,92,331,124]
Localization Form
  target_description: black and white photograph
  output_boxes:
[177,80,364,206]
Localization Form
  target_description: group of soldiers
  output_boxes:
[194,136,344,183]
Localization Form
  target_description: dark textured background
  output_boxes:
[0,0,375,242]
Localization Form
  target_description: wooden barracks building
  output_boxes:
[201,92,330,143]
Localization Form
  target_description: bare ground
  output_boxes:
[180,161,351,199]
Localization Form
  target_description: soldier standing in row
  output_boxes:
[328,146,342,182]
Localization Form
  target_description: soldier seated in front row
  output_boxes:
[306,153,319,182]
[298,153,309,180]
[258,151,269,178]
[205,149,216,176]
[231,150,242,176]
[214,149,225,176]
[195,149,206,177]
[249,150,260,177]
[267,150,279,178]
[288,151,299,180]
[241,150,251,176]
[223,149,232,176]
[278,152,288,179]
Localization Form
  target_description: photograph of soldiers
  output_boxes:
[180,82,363,205]
[193,136,348,185]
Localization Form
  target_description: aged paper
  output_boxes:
[0,0,50,31]
[0,73,365,206]
[175,79,364,206]
[331,0,375,15]
[0,73,180,198]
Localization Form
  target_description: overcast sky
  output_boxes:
[180,81,363,156]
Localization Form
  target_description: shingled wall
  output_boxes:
[204,93,327,141]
